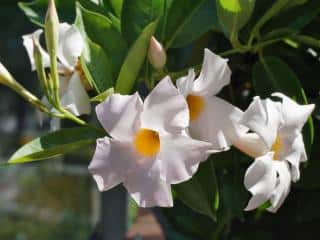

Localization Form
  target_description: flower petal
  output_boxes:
[57,23,84,70]
[22,29,50,71]
[267,161,291,213]
[176,69,195,97]
[190,96,248,151]
[96,92,143,141]
[89,138,137,191]
[191,48,231,96]
[60,73,91,116]
[124,170,173,208]
[157,133,212,184]
[272,92,314,133]
[233,133,268,158]
[241,96,282,149]
[244,152,277,211]
[281,133,307,182]
[141,76,189,133]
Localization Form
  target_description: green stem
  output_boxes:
[290,35,320,48]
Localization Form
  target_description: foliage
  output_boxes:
[2,0,319,239]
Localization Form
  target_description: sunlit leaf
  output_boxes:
[9,127,104,164]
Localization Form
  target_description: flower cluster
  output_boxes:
[89,48,314,211]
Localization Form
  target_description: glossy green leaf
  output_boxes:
[216,0,255,36]
[9,127,104,164]
[173,158,219,221]
[79,39,113,93]
[91,88,114,102]
[252,56,314,150]
[76,2,127,79]
[103,0,123,17]
[121,0,164,45]
[116,21,158,94]
[171,0,219,48]
[18,0,108,26]
[164,0,206,49]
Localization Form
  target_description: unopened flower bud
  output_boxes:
[45,0,59,57]
[148,36,167,70]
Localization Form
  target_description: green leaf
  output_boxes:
[76,2,127,78]
[116,21,158,94]
[164,0,207,49]
[173,158,219,221]
[171,0,219,48]
[216,0,255,37]
[9,127,104,164]
[91,88,114,102]
[121,0,164,45]
[79,39,113,93]
[252,56,314,151]
[265,0,320,32]
[18,0,108,26]
[102,0,123,17]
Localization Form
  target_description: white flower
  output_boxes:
[89,77,212,207]
[176,48,247,151]
[22,23,91,116]
[236,93,314,212]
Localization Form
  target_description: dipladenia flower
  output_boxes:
[235,93,314,212]
[176,48,247,151]
[22,23,91,116]
[89,77,212,207]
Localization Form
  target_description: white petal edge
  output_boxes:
[241,96,282,149]
[96,92,143,141]
[267,161,291,213]
[176,68,195,97]
[89,138,137,192]
[272,92,314,132]
[22,29,50,71]
[124,170,173,208]
[157,133,212,184]
[244,152,277,211]
[60,73,91,116]
[191,48,231,97]
[57,23,84,70]
[189,96,248,151]
[141,76,189,134]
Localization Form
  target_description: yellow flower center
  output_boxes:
[186,94,205,121]
[271,135,283,160]
[134,128,160,157]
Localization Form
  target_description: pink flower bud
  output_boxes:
[148,36,167,70]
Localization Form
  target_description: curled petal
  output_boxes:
[57,23,84,70]
[96,92,143,141]
[176,69,195,97]
[241,97,282,149]
[89,138,136,191]
[124,169,173,208]
[22,29,50,71]
[190,96,248,151]
[272,92,314,133]
[244,152,277,211]
[281,133,307,182]
[141,76,189,133]
[267,161,291,213]
[158,133,212,184]
[60,73,91,116]
[192,48,231,96]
